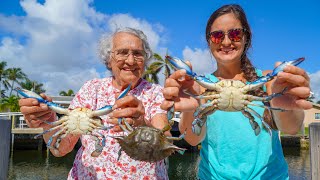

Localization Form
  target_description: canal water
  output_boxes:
[7,147,310,180]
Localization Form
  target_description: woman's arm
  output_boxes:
[263,62,312,134]
[19,95,79,157]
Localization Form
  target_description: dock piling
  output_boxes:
[0,117,12,180]
[309,122,320,180]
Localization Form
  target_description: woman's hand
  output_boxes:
[160,68,200,113]
[107,95,146,132]
[18,94,55,128]
[270,62,313,110]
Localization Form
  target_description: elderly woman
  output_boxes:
[18,27,169,180]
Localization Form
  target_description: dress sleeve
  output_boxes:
[69,79,99,110]
[145,85,167,122]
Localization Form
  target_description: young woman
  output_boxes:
[161,4,312,179]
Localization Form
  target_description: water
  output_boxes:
[7,148,310,180]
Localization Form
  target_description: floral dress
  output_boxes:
[67,77,168,180]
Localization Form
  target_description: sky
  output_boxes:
[0,0,319,101]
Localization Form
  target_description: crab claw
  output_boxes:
[270,57,305,77]
[165,55,197,77]
[91,83,131,117]
[15,87,69,115]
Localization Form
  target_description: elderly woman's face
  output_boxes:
[109,32,146,88]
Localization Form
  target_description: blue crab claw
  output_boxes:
[91,84,131,117]
[247,57,305,91]
[15,87,69,114]
[270,57,305,77]
[165,55,197,77]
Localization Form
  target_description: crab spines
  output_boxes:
[15,87,69,115]
[165,55,197,77]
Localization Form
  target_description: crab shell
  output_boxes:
[58,108,103,134]
[114,126,184,162]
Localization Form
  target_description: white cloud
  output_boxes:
[0,0,165,96]
[309,70,320,102]
[182,46,217,75]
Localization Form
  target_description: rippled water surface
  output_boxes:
[7,148,310,180]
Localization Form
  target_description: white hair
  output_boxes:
[98,27,153,70]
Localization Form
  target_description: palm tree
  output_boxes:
[143,53,174,84]
[0,61,10,93]
[0,95,20,112]
[19,78,46,94]
[6,67,27,96]
[59,89,75,96]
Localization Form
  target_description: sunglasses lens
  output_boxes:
[210,31,224,44]
[228,29,243,42]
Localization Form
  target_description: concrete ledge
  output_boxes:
[11,128,43,134]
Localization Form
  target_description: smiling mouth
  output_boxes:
[219,48,235,54]
[122,67,136,71]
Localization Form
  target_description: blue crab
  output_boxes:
[166,55,305,136]
[15,84,131,157]
[111,120,186,162]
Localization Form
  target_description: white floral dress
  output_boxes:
[67,77,168,180]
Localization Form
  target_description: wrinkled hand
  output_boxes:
[107,95,146,132]
[160,63,200,113]
[19,93,55,128]
[271,62,312,110]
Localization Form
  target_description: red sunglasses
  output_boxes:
[208,28,246,44]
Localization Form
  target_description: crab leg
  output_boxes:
[47,126,67,150]
[246,107,272,136]
[183,89,219,100]
[91,84,131,117]
[241,110,260,135]
[91,132,107,157]
[34,123,65,139]
[117,118,131,134]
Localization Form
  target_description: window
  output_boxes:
[315,113,320,120]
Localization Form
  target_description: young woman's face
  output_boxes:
[209,13,246,65]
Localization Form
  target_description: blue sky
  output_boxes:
[0,0,319,100]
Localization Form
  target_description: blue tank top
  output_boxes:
[198,70,289,180]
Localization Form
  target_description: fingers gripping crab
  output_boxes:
[111,116,186,162]
[166,55,305,136]
[15,85,131,157]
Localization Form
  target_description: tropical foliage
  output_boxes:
[59,89,75,96]
[143,53,174,84]
[0,95,20,112]
[0,60,44,112]
[19,78,46,94]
